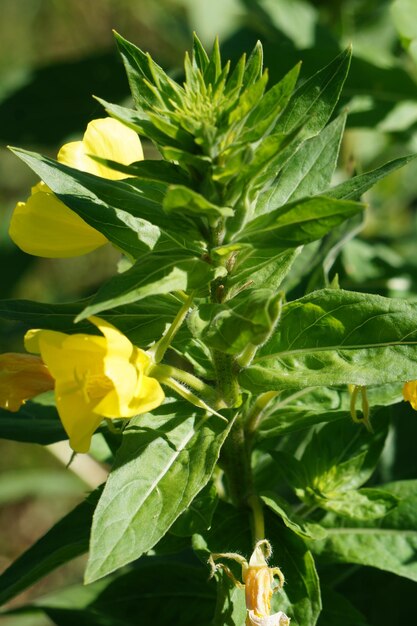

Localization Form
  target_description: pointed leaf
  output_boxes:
[163,185,234,219]
[312,480,417,581]
[228,248,299,292]
[241,289,417,391]
[235,196,364,249]
[241,63,301,142]
[78,251,213,320]
[11,148,204,258]
[0,295,182,346]
[189,289,282,354]
[114,31,183,109]
[85,402,232,582]
[327,153,417,200]
[275,47,351,139]
[258,114,347,213]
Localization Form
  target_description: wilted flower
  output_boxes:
[24,317,164,453]
[403,380,417,410]
[9,117,143,257]
[0,352,54,412]
[209,539,290,626]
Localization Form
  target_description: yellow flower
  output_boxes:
[403,380,417,409]
[209,540,290,626]
[9,118,143,258]
[0,353,54,412]
[10,182,108,257]
[57,117,143,179]
[25,317,164,453]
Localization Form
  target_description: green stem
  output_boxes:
[149,292,194,364]
[248,494,265,542]
[219,414,253,507]
[212,351,241,407]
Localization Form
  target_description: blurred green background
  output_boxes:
[1,0,417,624]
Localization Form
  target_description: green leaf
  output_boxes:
[235,196,364,249]
[114,31,183,110]
[211,571,247,626]
[0,295,181,346]
[170,481,218,537]
[163,185,234,219]
[298,416,389,494]
[88,156,190,185]
[85,402,232,582]
[228,247,299,293]
[241,63,301,143]
[228,71,268,127]
[0,490,100,605]
[0,398,66,445]
[192,33,210,73]
[258,385,402,439]
[96,97,187,148]
[262,493,327,540]
[77,251,214,320]
[189,289,282,354]
[326,153,417,200]
[275,47,351,139]
[321,488,398,521]
[11,148,204,258]
[267,518,322,626]
[242,40,264,89]
[312,480,417,581]
[240,289,417,391]
[258,114,347,214]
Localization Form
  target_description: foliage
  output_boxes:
[1,25,417,626]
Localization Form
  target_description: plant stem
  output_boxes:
[219,413,252,505]
[219,414,265,542]
[248,494,265,542]
[212,350,241,407]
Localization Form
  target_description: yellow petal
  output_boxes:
[128,375,165,415]
[0,353,54,412]
[403,380,417,409]
[23,318,165,452]
[9,188,107,258]
[58,117,143,179]
[89,316,134,361]
[95,357,138,417]
[55,381,104,453]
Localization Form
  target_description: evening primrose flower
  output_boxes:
[209,539,290,626]
[24,317,164,453]
[0,353,54,412]
[403,380,417,410]
[9,117,143,258]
